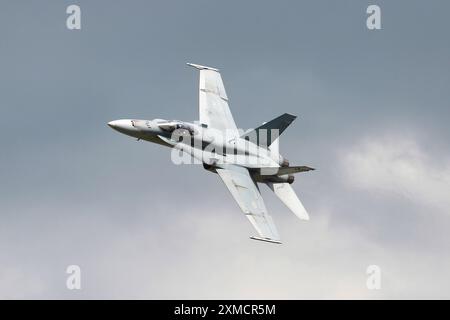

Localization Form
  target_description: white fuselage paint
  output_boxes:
[108,119,283,172]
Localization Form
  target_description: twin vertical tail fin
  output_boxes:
[241,113,296,148]
[244,113,310,221]
[266,182,310,220]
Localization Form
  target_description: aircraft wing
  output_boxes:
[215,164,281,243]
[187,63,238,134]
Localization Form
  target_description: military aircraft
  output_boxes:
[108,63,314,244]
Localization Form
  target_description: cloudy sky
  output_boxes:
[1,0,450,299]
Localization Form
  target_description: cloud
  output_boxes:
[2,169,450,299]
[0,267,45,299]
[2,0,450,300]
[340,135,450,213]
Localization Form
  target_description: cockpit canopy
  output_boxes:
[157,120,197,135]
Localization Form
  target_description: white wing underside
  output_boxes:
[216,165,281,243]
[188,63,238,134]
[266,182,309,220]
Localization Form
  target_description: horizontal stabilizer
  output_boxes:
[266,182,310,220]
[275,166,315,176]
[241,113,296,147]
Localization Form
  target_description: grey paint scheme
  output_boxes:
[108,64,313,243]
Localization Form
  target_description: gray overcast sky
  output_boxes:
[1,0,450,299]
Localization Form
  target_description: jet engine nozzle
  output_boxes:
[287,174,295,184]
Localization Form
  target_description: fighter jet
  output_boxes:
[108,63,314,244]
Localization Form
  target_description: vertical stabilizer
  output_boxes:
[241,113,296,148]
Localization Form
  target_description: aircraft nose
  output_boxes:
[107,119,138,136]
[107,119,130,130]
[107,120,120,129]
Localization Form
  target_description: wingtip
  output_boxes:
[286,113,297,118]
[186,62,220,72]
[250,236,283,244]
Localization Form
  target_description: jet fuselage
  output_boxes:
[108,118,290,182]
